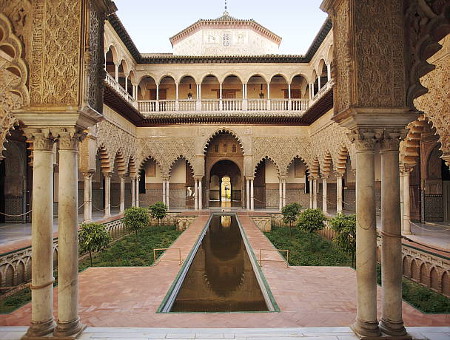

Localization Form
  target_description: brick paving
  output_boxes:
[0,212,448,330]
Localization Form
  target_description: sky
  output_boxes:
[113,0,328,55]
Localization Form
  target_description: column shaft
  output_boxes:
[279,179,283,211]
[135,177,140,207]
[312,178,318,209]
[194,179,198,210]
[198,179,202,210]
[323,177,328,214]
[166,180,170,209]
[103,173,111,217]
[119,176,125,213]
[309,178,313,208]
[131,177,136,207]
[55,132,83,337]
[162,180,166,205]
[380,139,406,336]
[83,173,93,222]
[283,179,286,208]
[403,170,412,235]
[337,174,343,213]
[25,133,56,337]
[250,179,254,211]
[352,138,380,337]
[246,179,250,210]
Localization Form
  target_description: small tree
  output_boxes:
[149,201,168,225]
[123,206,150,235]
[329,213,356,267]
[297,208,326,233]
[281,203,302,236]
[78,223,111,266]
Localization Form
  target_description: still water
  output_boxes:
[171,215,268,312]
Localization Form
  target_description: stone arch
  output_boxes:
[114,150,127,176]
[310,158,320,178]
[336,146,350,174]
[403,256,411,276]
[202,129,245,155]
[14,260,25,285]
[401,116,433,167]
[157,74,176,85]
[322,152,333,176]
[4,264,13,287]
[326,44,333,65]
[430,267,440,291]
[219,72,244,84]
[97,145,112,173]
[253,156,280,177]
[168,155,195,175]
[138,155,163,174]
[442,271,449,296]
[128,156,137,177]
[286,155,310,175]
[410,259,420,281]
[245,73,269,84]
[104,43,119,64]
[419,262,428,285]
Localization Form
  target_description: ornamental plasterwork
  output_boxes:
[414,36,450,165]
[96,119,136,171]
[29,0,81,106]
[309,121,354,174]
[0,13,29,158]
[252,136,312,176]
[137,137,197,176]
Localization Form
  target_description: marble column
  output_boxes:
[54,130,84,337]
[194,178,198,210]
[312,178,318,209]
[336,173,343,213]
[402,166,412,235]
[162,179,166,205]
[119,175,126,213]
[351,131,381,337]
[131,177,136,207]
[198,178,202,210]
[166,180,170,209]
[380,134,407,336]
[103,172,111,218]
[250,178,255,211]
[24,131,56,337]
[82,172,93,222]
[309,177,313,208]
[279,179,283,211]
[135,176,140,207]
[322,176,328,214]
[282,178,286,208]
[246,178,250,210]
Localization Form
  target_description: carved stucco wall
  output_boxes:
[0,12,29,158]
[414,35,450,165]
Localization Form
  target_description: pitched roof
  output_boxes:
[169,11,282,47]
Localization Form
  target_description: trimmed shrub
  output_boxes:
[78,223,111,266]
[282,202,302,235]
[123,206,150,235]
[297,208,326,233]
[329,213,356,267]
[149,201,168,225]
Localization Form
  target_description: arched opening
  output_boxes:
[159,76,176,111]
[201,75,220,110]
[0,126,31,224]
[205,132,244,208]
[222,75,243,111]
[168,157,195,210]
[269,74,288,110]
[286,157,310,207]
[139,158,163,206]
[105,47,116,79]
[209,161,241,208]
[318,60,328,89]
[117,60,127,90]
[430,267,439,291]
[179,76,197,111]
[254,158,279,209]
[247,74,268,110]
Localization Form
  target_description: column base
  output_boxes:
[22,318,55,338]
[351,319,381,338]
[380,318,409,337]
[54,318,86,338]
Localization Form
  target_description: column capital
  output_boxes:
[380,129,407,152]
[348,128,381,152]
[102,171,112,178]
[82,171,95,178]
[246,176,255,181]
[194,175,203,181]
[400,163,414,174]
[24,128,56,151]
[56,128,85,151]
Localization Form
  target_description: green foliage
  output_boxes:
[123,206,150,235]
[265,226,351,266]
[282,203,302,226]
[401,278,450,313]
[78,223,111,266]
[149,201,168,225]
[329,213,356,267]
[79,225,181,269]
[297,208,326,233]
[0,287,31,314]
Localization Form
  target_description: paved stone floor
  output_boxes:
[1,326,450,340]
[0,213,448,340]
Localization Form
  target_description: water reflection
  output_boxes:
[171,215,268,312]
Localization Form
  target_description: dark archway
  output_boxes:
[209,160,242,208]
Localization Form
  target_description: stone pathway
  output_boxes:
[1,212,448,332]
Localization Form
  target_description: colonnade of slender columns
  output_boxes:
[194,177,203,210]
[131,177,136,207]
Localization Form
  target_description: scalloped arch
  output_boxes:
[202,128,245,155]
[253,156,281,177]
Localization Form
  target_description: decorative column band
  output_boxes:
[30,278,55,290]
[380,231,402,238]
